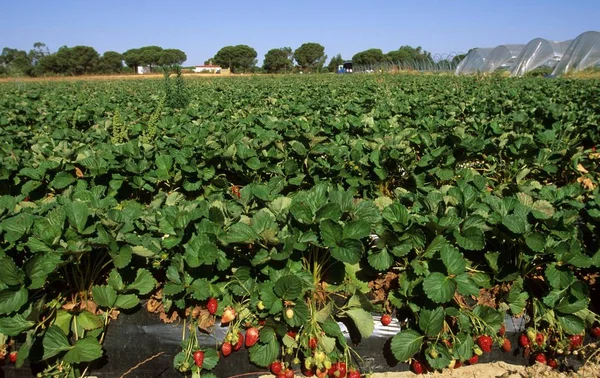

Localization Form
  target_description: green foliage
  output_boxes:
[294,42,327,71]
[210,45,257,73]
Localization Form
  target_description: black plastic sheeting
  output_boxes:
[0,309,585,378]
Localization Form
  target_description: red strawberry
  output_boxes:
[468,355,479,365]
[231,185,241,198]
[286,331,298,339]
[302,366,315,377]
[221,342,232,357]
[548,359,558,369]
[535,353,547,364]
[8,352,17,364]
[245,327,259,347]
[498,324,506,336]
[308,337,318,350]
[335,362,347,377]
[454,361,462,369]
[411,360,425,374]
[569,334,583,349]
[271,361,284,375]
[192,350,204,368]
[519,334,530,348]
[207,297,218,315]
[315,368,328,378]
[284,368,295,378]
[477,335,493,353]
[501,338,511,352]
[221,307,236,324]
[381,314,392,326]
[535,333,545,346]
[347,369,361,378]
[592,327,600,338]
[233,331,244,351]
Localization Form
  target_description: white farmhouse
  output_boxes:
[193,65,222,73]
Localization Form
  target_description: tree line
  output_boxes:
[0,43,186,76]
[1,41,441,77]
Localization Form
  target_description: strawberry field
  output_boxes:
[0,74,599,377]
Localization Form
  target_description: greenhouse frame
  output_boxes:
[455,31,600,76]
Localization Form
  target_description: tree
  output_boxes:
[211,45,257,73]
[98,51,123,73]
[0,47,33,75]
[386,46,433,64]
[123,48,143,71]
[327,54,345,73]
[55,45,100,75]
[294,43,326,71]
[158,49,187,66]
[263,47,293,73]
[352,49,386,66]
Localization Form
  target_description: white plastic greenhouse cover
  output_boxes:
[455,48,494,75]
[480,44,525,73]
[510,38,571,76]
[552,31,600,75]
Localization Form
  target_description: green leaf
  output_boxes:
[320,220,342,246]
[63,337,103,364]
[0,256,24,286]
[423,273,456,303]
[0,313,35,336]
[330,239,363,264]
[390,330,424,362]
[42,326,71,360]
[440,245,466,275]
[0,287,28,314]
[532,200,555,219]
[248,337,280,367]
[314,302,333,324]
[456,333,475,361]
[190,278,211,301]
[16,330,34,368]
[284,300,309,328]
[50,172,76,189]
[557,314,585,335]
[454,273,480,297]
[128,268,156,295]
[318,335,336,354]
[274,275,303,300]
[131,245,155,257]
[226,222,259,243]
[91,285,117,308]
[418,307,444,337]
[367,249,394,271]
[502,214,529,234]
[76,311,103,331]
[545,263,575,290]
[344,308,374,338]
[342,220,371,240]
[453,227,485,251]
[115,294,139,309]
[525,233,546,252]
[65,201,90,233]
[54,310,73,336]
[382,203,410,225]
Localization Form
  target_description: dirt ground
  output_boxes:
[0,72,230,82]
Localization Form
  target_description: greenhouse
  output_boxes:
[455,31,600,76]
[510,38,571,76]
[480,44,524,73]
[552,31,600,75]
[454,48,494,75]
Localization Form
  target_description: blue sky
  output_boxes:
[1,0,598,65]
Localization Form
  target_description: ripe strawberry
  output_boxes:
[381,314,392,326]
[347,369,361,378]
[207,297,218,315]
[231,185,241,198]
[284,368,295,378]
[285,308,294,319]
[519,334,530,348]
[548,359,558,369]
[335,362,347,377]
[501,338,512,352]
[498,324,506,336]
[233,331,244,351]
[411,360,425,374]
[286,331,298,339]
[477,335,493,353]
[468,355,479,365]
[535,353,547,364]
[221,342,232,357]
[271,361,284,375]
[245,327,259,347]
[192,350,204,368]
[8,352,17,364]
[535,333,545,346]
[454,361,462,369]
[221,307,236,324]
[308,337,318,350]
[569,334,583,349]
[592,327,600,338]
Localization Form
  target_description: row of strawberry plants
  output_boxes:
[0,75,599,377]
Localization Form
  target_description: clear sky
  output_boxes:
[1,0,598,65]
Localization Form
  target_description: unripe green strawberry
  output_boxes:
[474,346,483,356]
